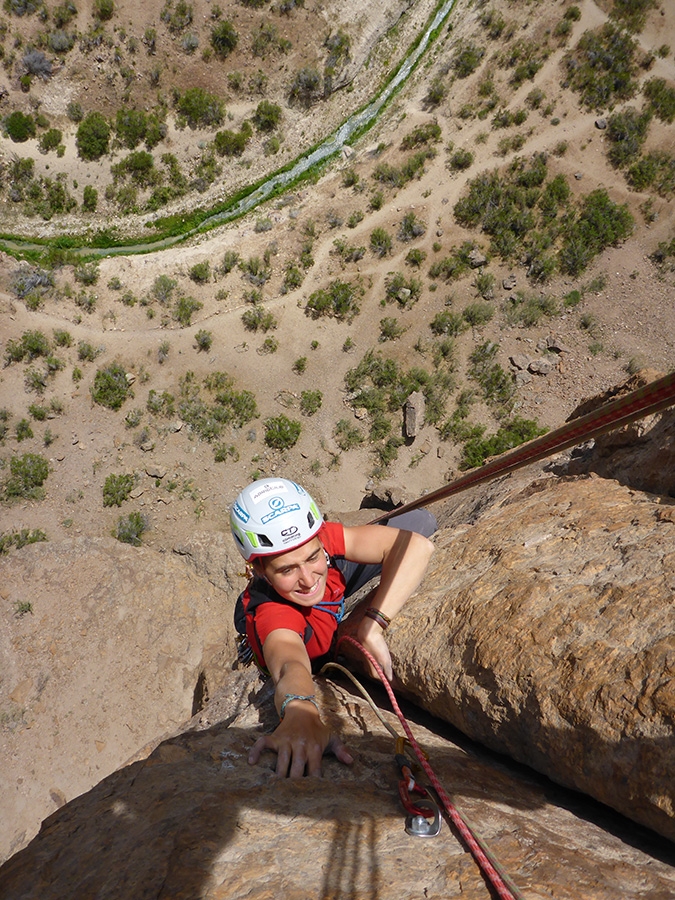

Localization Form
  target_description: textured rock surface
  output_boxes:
[564,376,675,498]
[1,670,674,900]
[388,471,675,841]
[0,538,236,863]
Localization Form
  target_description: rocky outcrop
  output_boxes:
[563,371,675,497]
[0,537,237,863]
[1,669,674,900]
[388,468,675,842]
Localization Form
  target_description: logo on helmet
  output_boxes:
[232,501,249,523]
[281,526,299,538]
[260,502,300,525]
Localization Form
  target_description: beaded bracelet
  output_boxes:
[364,607,391,630]
[279,693,319,720]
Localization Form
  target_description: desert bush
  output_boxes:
[448,148,474,172]
[4,329,50,364]
[305,279,361,322]
[610,0,658,32]
[383,272,421,308]
[559,189,633,275]
[300,390,322,416]
[563,23,639,110]
[289,66,321,106]
[194,329,213,352]
[398,211,426,242]
[643,77,675,124]
[4,452,49,500]
[241,304,277,332]
[77,340,99,362]
[264,414,301,450]
[103,473,135,507]
[189,261,210,283]
[460,416,547,469]
[174,295,202,326]
[4,0,40,14]
[211,19,238,58]
[430,309,467,337]
[400,122,441,151]
[150,274,177,305]
[281,263,303,293]
[334,419,363,451]
[4,110,36,142]
[467,342,515,414]
[114,511,147,546]
[22,49,52,78]
[76,112,110,161]
[451,42,485,78]
[370,227,392,257]
[424,78,447,108]
[176,87,223,129]
[82,185,98,211]
[428,242,475,281]
[606,107,652,168]
[91,363,132,410]
[0,527,47,553]
[115,108,148,149]
[503,291,560,326]
[405,248,427,268]
[292,356,307,375]
[379,317,406,342]
[38,128,62,153]
[463,301,495,327]
[214,128,249,157]
[16,418,33,441]
[147,389,175,416]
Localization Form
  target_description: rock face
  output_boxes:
[564,371,675,498]
[389,469,675,842]
[0,537,237,863]
[1,670,674,900]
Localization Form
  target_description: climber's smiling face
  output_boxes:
[255,538,328,607]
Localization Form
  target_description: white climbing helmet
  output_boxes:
[230,478,324,560]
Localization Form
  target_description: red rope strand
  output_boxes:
[337,634,526,900]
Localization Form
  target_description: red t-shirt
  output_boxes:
[243,521,347,666]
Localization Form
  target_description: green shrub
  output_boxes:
[4,452,49,500]
[370,227,392,257]
[93,0,114,20]
[460,417,547,469]
[430,309,467,337]
[214,128,249,157]
[242,304,277,332]
[559,189,633,275]
[211,20,238,58]
[463,301,495,327]
[305,279,361,322]
[564,23,639,110]
[503,292,560,326]
[379,317,406,342]
[606,107,651,169]
[293,356,307,375]
[38,128,62,153]
[643,77,675,124]
[91,363,132,410]
[610,0,658,32]
[0,527,47,553]
[114,511,147,546]
[451,42,485,78]
[115,108,148,149]
[300,390,322,416]
[405,248,427,268]
[264,414,301,450]
[82,185,98,211]
[103,473,135,507]
[189,261,211,283]
[176,87,223,129]
[400,122,442,150]
[4,110,36,142]
[16,418,33,441]
[334,418,364,451]
[174,295,203,326]
[253,99,282,132]
[194,329,213,352]
[468,342,515,414]
[76,112,110,161]
[147,389,175,417]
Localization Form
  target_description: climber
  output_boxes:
[230,477,436,778]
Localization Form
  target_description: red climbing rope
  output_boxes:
[337,634,526,900]
[368,369,675,523]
